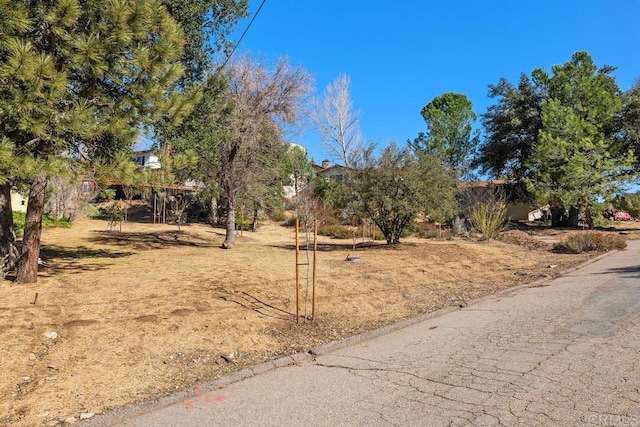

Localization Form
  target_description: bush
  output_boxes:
[451,216,470,236]
[317,224,355,239]
[269,208,287,222]
[368,226,385,241]
[13,211,71,236]
[410,221,451,239]
[318,222,387,241]
[82,203,120,220]
[82,204,102,219]
[553,232,627,254]
[42,215,72,229]
[98,201,127,232]
[12,211,25,236]
[469,202,507,240]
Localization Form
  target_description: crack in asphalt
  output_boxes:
[107,243,640,427]
[309,309,640,426]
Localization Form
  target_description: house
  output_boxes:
[283,157,348,199]
[131,150,200,191]
[11,190,27,213]
[458,180,536,222]
[312,159,346,182]
[105,150,201,201]
[133,150,161,169]
[281,144,350,198]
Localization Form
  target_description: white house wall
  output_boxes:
[11,191,27,213]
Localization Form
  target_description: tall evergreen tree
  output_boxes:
[411,92,479,177]
[525,52,633,228]
[0,0,194,282]
[476,51,632,227]
[161,0,248,84]
[476,72,546,179]
[621,80,640,166]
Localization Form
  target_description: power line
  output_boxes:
[219,0,267,70]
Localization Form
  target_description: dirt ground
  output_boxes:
[1,210,631,426]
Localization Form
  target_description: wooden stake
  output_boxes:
[295,219,300,324]
[312,220,317,321]
[30,292,38,305]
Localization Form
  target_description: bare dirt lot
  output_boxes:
[2,211,628,426]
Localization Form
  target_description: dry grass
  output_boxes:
[0,211,610,426]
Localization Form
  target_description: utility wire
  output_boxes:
[218,0,267,70]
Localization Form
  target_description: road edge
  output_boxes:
[81,249,615,426]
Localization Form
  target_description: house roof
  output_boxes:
[311,159,346,173]
[457,180,534,203]
[104,178,200,193]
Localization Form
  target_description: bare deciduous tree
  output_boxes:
[313,74,363,168]
[219,55,312,249]
[47,175,97,222]
[291,193,320,232]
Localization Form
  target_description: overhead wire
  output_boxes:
[218,0,267,70]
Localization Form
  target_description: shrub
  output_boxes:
[318,222,387,241]
[553,232,627,254]
[13,211,71,236]
[12,211,25,236]
[269,208,287,223]
[451,216,470,236]
[410,221,451,239]
[82,204,102,219]
[317,224,355,239]
[102,201,127,232]
[83,203,118,220]
[42,215,72,229]
[469,202,507,240]
[367,226,385,241]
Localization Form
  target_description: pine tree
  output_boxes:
[0,0,194,282]
[525,52,634,228]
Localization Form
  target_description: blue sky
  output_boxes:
[230,0,640,165]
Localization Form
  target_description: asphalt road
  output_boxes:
[89,241,640,426]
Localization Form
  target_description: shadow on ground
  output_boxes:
[219,291,293,321]
[268,240,418,253]
[39,245,134,273]
[599,265,640,279]
[86,230,218,250]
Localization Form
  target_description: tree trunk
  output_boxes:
[0,182,19,272]
[585,206,594,229]
[550,206,566,227]
[222,191,236,249]
[251,209,258,232]
[210,197,219,225]
[567,206,579,228]
[16,172,47,283]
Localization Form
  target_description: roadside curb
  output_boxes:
[81,352,312,426]
[81,249,617,426]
